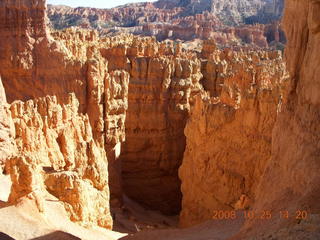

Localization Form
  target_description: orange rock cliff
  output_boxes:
[233,0,320,238]
[0,0,319,239]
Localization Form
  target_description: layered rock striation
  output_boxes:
[0,1,129,153]
[48,0,283,28]
[0,0,130,208]
[96,36,206,214]
[0,0,131,230]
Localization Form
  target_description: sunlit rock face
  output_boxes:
[4,2,316,240]
[179,41,288,227]
[230,0,320,239]
[0,78,16,171]
[0,0,132,230]
[0,0,129,154]
[6,94,113,229]
[0,0,130,206]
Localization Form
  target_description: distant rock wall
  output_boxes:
[47,0,285,48]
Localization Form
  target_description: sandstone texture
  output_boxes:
[0,0,131,230]
[0,0,129,153]
[179,41,288,226]
[0,0,289,222]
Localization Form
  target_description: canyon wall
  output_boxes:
[0,0,207,217]
[0,0,129,152]
[210,0,283,25]
[0,70,114,228]
[102,38,206,214]
[2,1,312,238]
[179,42,288,226]
[0,0,132,229]
[234,0,320,238]
[48,0,283,29]
[0,0,130,206]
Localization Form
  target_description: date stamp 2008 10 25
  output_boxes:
[212,210,308,220]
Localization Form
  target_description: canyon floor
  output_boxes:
[0,174,244,240]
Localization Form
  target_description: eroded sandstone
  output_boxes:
[113,37,207,214]
[2,1,316,239]
[6,94,113,229]
[0,0,130,209]
[232,0,320,238]
[179,42,288,226]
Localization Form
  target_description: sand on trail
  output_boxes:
[0,174,244,240]
[0,174,125,240]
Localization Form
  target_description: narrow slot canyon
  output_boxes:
[119,79,187,215]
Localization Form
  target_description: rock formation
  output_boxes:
[2,0,319,239]
[0,78,16,172]
[0,0,130,207]
[179,42,288,226]
[0,1,129,154]
[93,36,206,214]
[5,94,113,228]
[120,41,206,215]
[231,0,320,238]
[48,0,283,28]
[0,0,131,230]
[0,0,289,221]
[47,0,285,49]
